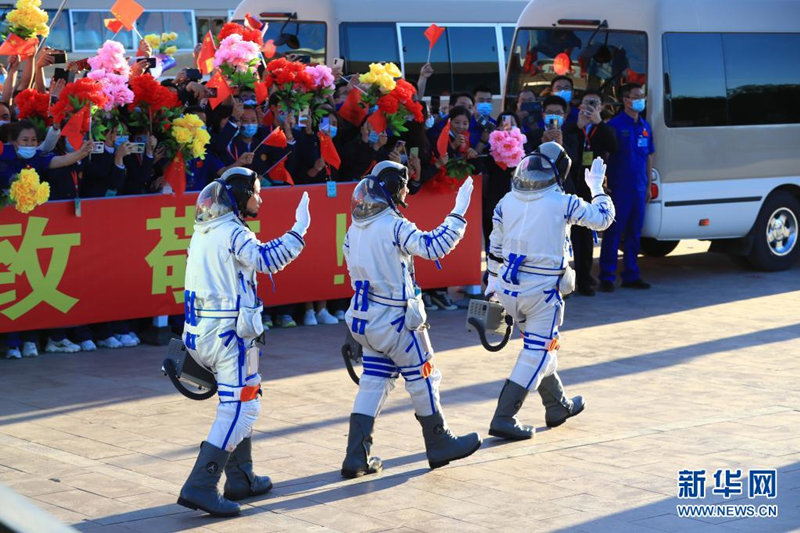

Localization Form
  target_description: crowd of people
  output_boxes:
[1,37,655,359]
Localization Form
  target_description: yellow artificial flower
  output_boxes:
[7,0,50,38]
[35,181,49,204]
[164,46,178,56]
[359,71,377,85]
[384,62,401,78]
[144,34,161,48]
[368,63,385,76]
[168,32,178,41]
[377,73,396,93]
[9,168,48,213]
[173,127,192,145]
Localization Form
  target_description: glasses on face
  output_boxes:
[582,99,602,107]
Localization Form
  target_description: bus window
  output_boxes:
[138,11,196,50]
[722,33,800,126]
[71,10,135,51]
[664,33,727,127]
[262,21,326,64]
[501,26,515,65]
[340,23,400,76]
[506,27,647,110]
[400,25,452,95]
[449,27,500,95]
[45,9,71,52]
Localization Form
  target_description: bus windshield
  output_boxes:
[506,27,647,110]
[262,20,327,64]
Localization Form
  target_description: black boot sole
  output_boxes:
[177,497,241,517]
[488,427,534,440]
[545,402,586,428]
[224,481,273,501]
[428,438,483,469]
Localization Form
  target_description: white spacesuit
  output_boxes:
[340,161,482,478]
[486,143,615,440]
[177,168,310,517]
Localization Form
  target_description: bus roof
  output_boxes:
[234,0,528,24]
[517,0,800,33]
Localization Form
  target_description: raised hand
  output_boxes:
[452,176,474,216]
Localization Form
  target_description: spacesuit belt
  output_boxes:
[516,265,566,276]
[367,293,407,308]
[195,309,239,318]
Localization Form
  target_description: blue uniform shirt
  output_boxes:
[0,145,55,189]
[606,112,654,194]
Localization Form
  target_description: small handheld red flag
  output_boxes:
[197,31,216,76]
[367,110,386,134]
[267,154,294,185]
[165,152,186,196]
[61,107,90,151]
[338,88,367,126]
[437,119,451,158]
[318,131,340,170]
[254,80,268,106]
[262,39,276,59]
[424,24,445,49]
[0,34,38,58]
[262,126,287,148]
[244,13,264,31]
[103,18,124,34]
[110,0,144,31]
[206,71,231,109]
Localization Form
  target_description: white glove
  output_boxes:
[584,156,606,196]
[452,176,474,216]
[291,191,310,236]
[484,275,498,297]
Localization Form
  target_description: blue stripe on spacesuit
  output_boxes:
[219,330,237,347]
[390,315,405,332]
[350,318,367,334]
[525,350,548,390]
[362,355,399,378]
[231,228,245,252]
[544,288,562,304]
[221,402,242,450]
[409,331,436,414]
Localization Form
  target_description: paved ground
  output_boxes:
[1,242,798,532]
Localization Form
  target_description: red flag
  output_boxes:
[267,154,293,185]
[103,18,124,34]
[0,34,38,58]
[262,126,287,148]
[61,107,90,151]
[262,39,276,59]
[254,80,268,106]
[206,71,231,109]
[197,31,216,76]
[338,88,367,126]
[318,131,340,170]
[110,0,144,31]
[244,13,263,31]
[367,110,386,134]
[261,109,274,127]
[424,24,445,49]
[437,119,450,158]
[165,152,186,196]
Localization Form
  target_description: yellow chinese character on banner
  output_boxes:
[0,217,81,320]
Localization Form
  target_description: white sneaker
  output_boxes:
[303,309,318,326]
[45,338,81,353]
[22,342,38,357]
[5,347,21,359]
[334,310,346,321]
[316,308,339,325]
[115,333,138,347]
[80,340,97,352]
[97,336,123,349]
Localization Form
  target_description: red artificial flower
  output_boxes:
[392,79,417,104]
[50,78,108,128]
[16,89,51,124]
[129,74,181,113]
[218,22,262,44]
[293,69,315,91]
[377,94,399,115]
[406,99,424,122]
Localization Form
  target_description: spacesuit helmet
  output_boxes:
[351,161,409,220]
[351,178,389,220]
[194,167,259,222]
[512,141,572,192]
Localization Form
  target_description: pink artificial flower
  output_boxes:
[212,34,260,71]
[489,127,526,168]
[88,40,130,77]
[305,64,334,90]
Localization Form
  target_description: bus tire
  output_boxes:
[747,191,800,271]
[640,237,679,257]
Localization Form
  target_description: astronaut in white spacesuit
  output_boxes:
[485,143,615,440]
[340,160,482,478]
[177,168,310,517]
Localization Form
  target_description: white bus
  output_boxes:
[505,0,800,271]
[231,0,528,100]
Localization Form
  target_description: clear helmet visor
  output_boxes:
[351,178,390,220]
[512,153,559,191]
[195,181,236,222]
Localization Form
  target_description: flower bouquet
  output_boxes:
[213,33,261,90]
[218,22,263,45]
[305,64,336,125]
[169,114,210,161]
[87,41,134,111]
[489,127,526,169]
[15,88,51,134]
[144,32,179,71]
[360,63,423,133]
[264,57,316,114]
[1,168,49,213]
[127,73,181,135]
[50,78,108,137]
[5,0,49,40]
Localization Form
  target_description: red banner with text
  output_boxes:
[0,182,482,333]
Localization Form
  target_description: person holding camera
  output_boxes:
[565,91,618,296]
[531,96,580,194]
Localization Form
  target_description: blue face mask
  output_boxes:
[631,98,646,112]
[114,135,129,147]
[425,116,435,129]
[544,114,564,129]
[554,89,572,104]
[439,110,448,119]
[16,146,36,159]
[476,102,493,117]
[326,125,338,138]
[368,131,379,144]
[243,99,257,106]
[241,124,258,138]
[64,142,75,153]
